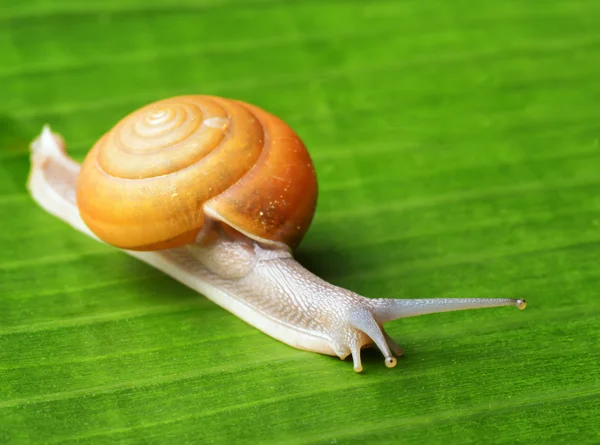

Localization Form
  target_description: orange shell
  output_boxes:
[75,95,318,251]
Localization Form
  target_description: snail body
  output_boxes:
[27,95,526,372]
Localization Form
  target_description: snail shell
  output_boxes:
[75,95,318,251]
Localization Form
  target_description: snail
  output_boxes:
[26,95,526,372]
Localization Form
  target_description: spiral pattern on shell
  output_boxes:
[76,95,318,251]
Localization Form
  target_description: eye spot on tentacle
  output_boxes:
[385,357,397,368]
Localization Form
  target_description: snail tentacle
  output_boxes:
[383,331,404,357]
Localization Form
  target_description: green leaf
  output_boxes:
[1,0,599,444]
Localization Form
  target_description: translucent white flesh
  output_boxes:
[27,126,526,372]
[27,126,337,357]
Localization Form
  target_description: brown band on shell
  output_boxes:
[204,101,318,250]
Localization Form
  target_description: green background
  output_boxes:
[1,0,599,443]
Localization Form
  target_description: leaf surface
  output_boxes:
[1,1,599,443]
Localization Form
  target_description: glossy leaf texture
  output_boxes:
[1,0,599,444]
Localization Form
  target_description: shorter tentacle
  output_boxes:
[350,345,363,373]
[382,330,403,357]
[348,310,397,370]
